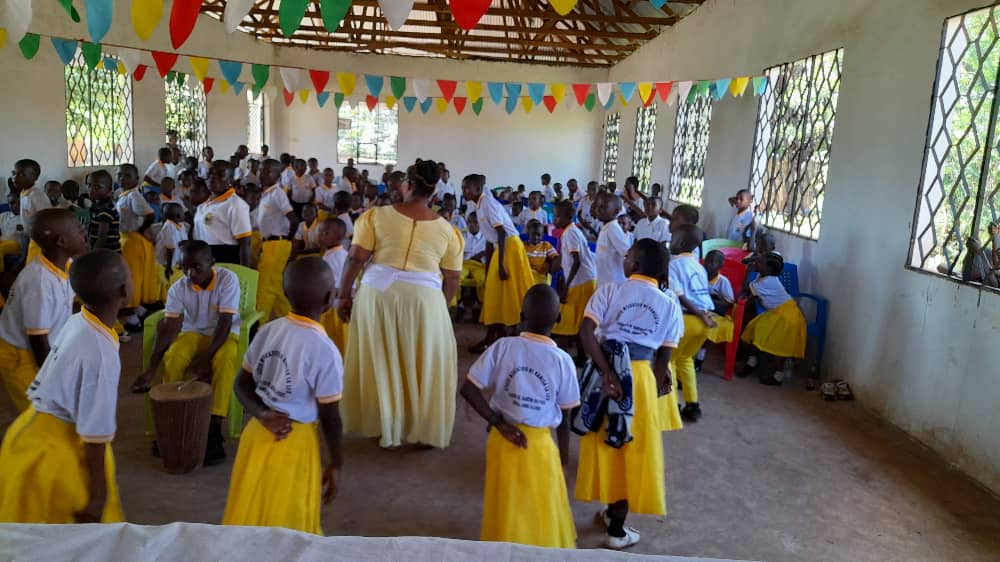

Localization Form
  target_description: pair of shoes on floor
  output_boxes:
[758,372,783,386]
[680,403,702,422]
[594,509,640,550]
[820,380,853,401]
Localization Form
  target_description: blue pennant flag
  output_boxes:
[86,0,114,42]
[649,0,667,8]
[364,74,384,97]
[402,96,417,112]
[618,82,636,102]
[504,82,522,99]
[316,91,330,107]
[602,95,615,110]
[713,78,731,101]
[505,95,517,115]
[233,81,246,95]
[50,38,78,65]
[487,82,504,105]
[527,83,545,105]
[420,97,433,114]
[218,60,243,85]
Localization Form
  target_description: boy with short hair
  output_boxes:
[307,157,322,186]
[143,147,173,187]
[551,201,597,360]
[594,193,633,287]
[519,191,549,226]
[285,158,317,219]
[45,180,69,209]
[0,250,131,523]
[0,192,25,268]
[0,209,90,412]
[727,189,755,243]
[458,212,488,320]
[256,159,299,319]
[223,257,344,534]
[634,196,671,245]
[15,159,51,264]
[116,163,158,331]
[134,241,242,465]
[87,171,121,253]
[314,167,338,220]
[155,202,188,281]
[293,204,321,256]
[318,218,349,354]
[524,220,558,286]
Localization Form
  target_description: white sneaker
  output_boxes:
[594,509,610,529]
[605,527,640,550]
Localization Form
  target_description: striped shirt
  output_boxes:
[524,241,557,276]
[89,201,121,252]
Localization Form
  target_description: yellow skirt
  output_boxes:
[342,280,457,448]
[459,259,486,302]
[481,236,534,327]
[575,359,666,516]
[0,338,37,413]
[0,407,123,523]
[482,424,576,548]
[257,240,292,320]
[657,366,683,432]
[223,418,323,534]
[742,300,807,358]
[321,308,348,356]
[552,280,596,336]
[121,232,160,307]
[531,270,551,286]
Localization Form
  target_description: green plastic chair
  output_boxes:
[143,263,266,439]
[701,238,744,255]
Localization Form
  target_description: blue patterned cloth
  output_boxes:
[570,339,634,448]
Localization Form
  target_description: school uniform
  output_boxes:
[117,188,159,307]
[0,211,24,269]
[468,333,580,548]
[552,224,597,337]
[524,240,558,286]
[461,230,487,302]
[241,173,260,189]
[0,309,124,523]
[223,313,343,535]
[155,219,188,296]
[450,213,467,234]
[193,188,253,265]
[286,174,317,217]
[320,246,349,354]
[709,274,735,308]
[162,268,241,417]
[541,185,557,202]
[198,159,211,179]
[571,189,585,205]
[575,275,683,516]
[741,276,807,358]
[20,184,51,264]
[634,216,671,245]
[727,209,754,242]
[435,179,457,201]
[255,185,295,319]
[279,167,296,191]
[144,161,169,186]
[519,207,549,227]
[314,184,338,220]
[476,193,535,327]
[294,220,320,254]
[595,220,632,287]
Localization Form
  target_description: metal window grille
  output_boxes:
[910,5,1000,282]
[747,48,844,240]
[247,90,265,154]
[632,104,658,192]
[337,102,398,165]
[64,52,134,167]
[164,73,207,159]
[668,96,713,206]
[602,112,621,184]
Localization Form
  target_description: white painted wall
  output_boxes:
[610,0,1000,494]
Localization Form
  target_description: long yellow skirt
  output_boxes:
[0,407,123,523]
[481,236,534,327]
[552,280,596,336]
[741,300,807,358]
[121,232,160,307]
[0,338,37,413]
[223,418,323,534]
[482,424,576,548]
[257,240,292,320]
[575,359,667,516]
[459,259,486,303]
[342,281,457,448]
[320,308,348,356]
[163,332,240,417]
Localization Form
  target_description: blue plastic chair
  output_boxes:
[746,263,828,370]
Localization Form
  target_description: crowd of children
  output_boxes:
[0,151,810,551]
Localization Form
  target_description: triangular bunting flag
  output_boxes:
[402,96,417,112]
[282,88,294,106]
[280,67,301,92]
[450,0,491,30]
[454,97,467,115]
[18,34,40,60]
[224,0,254,33]
[504,96,517,115]
[437,80,458,101]
[317,91,330,107]
[334,92,345,108]
[50,38,78,65]
[472,97,484,115]
[279,0,310,36]
[151,51,178,78]
[310,69,330,93]
[602,95,614,110]
[466,81,482,101]
[102,56,118,71]
[596,83,613,105]
[730,77,750,97]
[251,82,264,98]
[550,83,566,105]
[233,81,245,95]
[420,97,433,114]
[527,83,545,105]
[86,0,114,42]
[584,93,596,112]
[487,82,504,105]
[390,76,406,98]
[219,79,229,93]
[572,84,591,106]
[379,0,415,30]
[521,97,534,113]
[655,81,673,102]
[252,63,270,88]
[753,76,768,96]
[6,0,32,44]
[81,42,102,70]
[695,80,711,99]
[619,82,636,102]
[638,82,654,104]
[57,0,81,21]
[543,95,557,113]
[175,71,186,86]
[505,82,522,99]
[435,98,448,113]
[219,60,243,85]
[297,90,308,103]
[319,0,351,32]
[649,0,666,7]
[365,74,384,97]
[676,81,693,103]
[132,0,164,41]
[712,78,731,101]
[115,48,141,74]
[203,77,215,94]
[385,96,396,109]
[643,92,656,107]
[366,95,379,111]
[189,56,209,81]
[337,72,356,96]
[133,64,148,81]
[413,79,431,100]
[169,0,201,48]
[548,0,577,16]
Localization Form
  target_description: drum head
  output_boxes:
[149,380,213,402]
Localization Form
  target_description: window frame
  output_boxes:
[164,72,208,159]
[602,112,621,185]
[668,95,714,207]
[64,52,134,168]
[336,102,399,166]
[247,90,266,155]
[631,104,658,193]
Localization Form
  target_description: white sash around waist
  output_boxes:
[361,263,442,292]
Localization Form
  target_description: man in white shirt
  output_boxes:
[436,169,456,202]
[633,196,671,246]
[199,146,214,179]
[594,193,633,287]
[540,173,556,202]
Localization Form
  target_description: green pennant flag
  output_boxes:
[166,71,176,83]
[584,93,596,112]
[390,76,407,99]
[251,64,270,88]
[80,42,102,70]
[471,97,484,116]
[695,80,711,99]
[252,83,264,98]
[176,72,186,86]
[319,0,351,32]
[334,92,345,108]
[18,34,41,60]
[57,0,82,22]
[279,0,310,36]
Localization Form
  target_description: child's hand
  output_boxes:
[497,422,527,448]
[259,410,292,440]
[322,464,339,504]
[658,372,673,397]
[337,296,353,322]
[602,370,624,401]
[699,311,718,328]
[558,285,568,304]
[498,264,509,281]
[74,502,103,523]
[191,354,214,382]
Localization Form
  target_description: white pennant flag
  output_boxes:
[5,0,33,43]
[224,0,254,33]
[378,0,414,30]
[596,83,613,106]
[263,86,278,102]
[115,48,142,74]
[413,79,432,101]
[675,81,693,104]
[279,67,301,93]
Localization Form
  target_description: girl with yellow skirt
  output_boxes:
[223,258,344,534]
[338,161,464,449]
[461,285,580,548]
[741,252,807,386]
[551,203,598,362]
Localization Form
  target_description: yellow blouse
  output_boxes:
[353,206,464,273]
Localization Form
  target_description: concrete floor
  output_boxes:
[2,325,1000,562]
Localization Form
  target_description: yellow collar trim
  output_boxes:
[39,254,70,280]
[209,188,236,203]
[630,274,659,288]
[520,332,556,346]
[192,269,218,292]
[287,312,324,331]
[82,307,119,346]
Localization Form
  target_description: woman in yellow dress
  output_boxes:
[337,160,464,449]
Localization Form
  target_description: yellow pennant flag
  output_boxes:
[117,61,128,75]
[522,96,533,113]
[638,82,654,104]
[550,83,566,104]
[131,0,164,41]
[337,72,356,96]
[0,28,7,49]
[548,0,578,16]
[436,98,449,114]
[466,81,482,101]
[188,57,210,81]
[619,93,628,107]
[730,77,750,97]
[386,96,397,109]
[219,80,230,94]
[299,90,309,104]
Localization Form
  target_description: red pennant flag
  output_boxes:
[543,95,557,113]
[310,69,330,94]
[454,96,468,115]
[151,51,179,78]
[449,0,491,30]
[282,88,294,106]
[572,83,591,106]
[203,77,215,94]
[133,64,148,82]
[643,92,655,107]
[655,81,674,102]
[437,80,458,102]
[365,95,378,111]
[169,0,201,49]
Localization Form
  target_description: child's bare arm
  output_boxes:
[234,369,291,439]
[75,442,107,523]
[652,347,674,397]
[677,293,717,327]
[27,334,51,368]
[460,379,527,448]
[317,402,343,504]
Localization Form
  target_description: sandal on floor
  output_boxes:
[836,380,854,401]
[820,382,838,401]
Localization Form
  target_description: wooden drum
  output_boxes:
[149,381,213,474]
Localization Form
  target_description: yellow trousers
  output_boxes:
[0,338,37,413]
[121,232,159,307]
[256,240,292,320]
[250,232,262,269]
[163,332,239,417]
[0,239,21,273]
[673,315,710,404]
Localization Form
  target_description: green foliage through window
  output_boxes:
[65,53,134,167]
[669,96,713,206]
[337,102,398,165]
[632,104,657,193]
[602,112,621,185]
[164,73,207,158]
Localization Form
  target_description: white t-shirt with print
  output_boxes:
[584,274,684,350]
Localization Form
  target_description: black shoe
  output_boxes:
[737,363,757,378]
[758,373,782,386]
[151,440,160,458]
[204,424,226,466]
[694,359,703,373]
[680,403,702,422]
[677,379,683,391]
[124,322,143,334]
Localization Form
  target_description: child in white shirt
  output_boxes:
[519,191,549,226]
[594,194,632,287]
[727,189,755,243]
[740,252,807,386]
[143,147,172,187]
[155,202,188,280]
[633,196,670,246]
